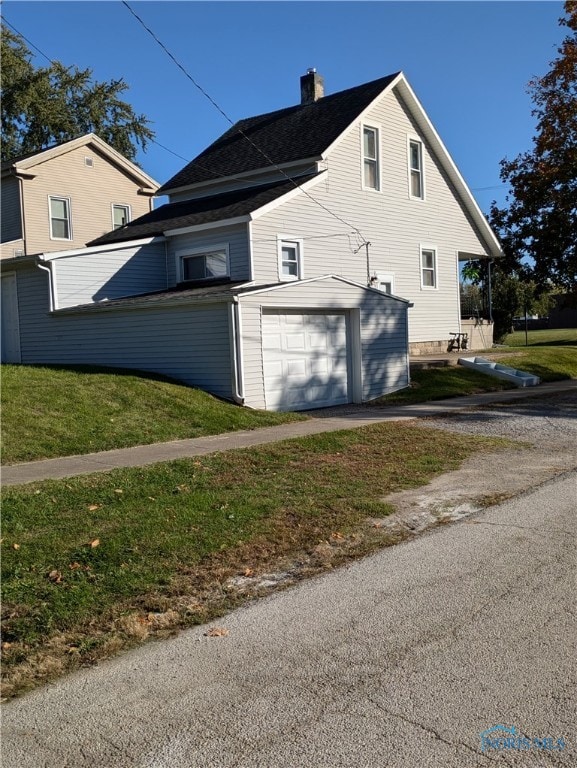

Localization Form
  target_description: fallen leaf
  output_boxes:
[48,570,63,583]
[90,539,100,548]
[330,532,345,540]
[12,543,20,550]
[114,489,123,494]
[88,504,100,511]
[243,567,255,577]
[205,627,229,638]
[68,562,81,570]
[372,522,383,528]
[2,642,13,649]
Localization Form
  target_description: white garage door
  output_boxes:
[262,310,350,411]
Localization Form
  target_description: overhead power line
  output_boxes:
[121,1,368,244]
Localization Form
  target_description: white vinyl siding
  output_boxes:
[11,262,233,399]
[51,241,168,309]
[239,277,409,410]
[167,225,250,287]
[49,196,72,240]
[1,272,21,362]
[251,87,490,344]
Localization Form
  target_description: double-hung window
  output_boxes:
[421,246,437,288]
[112,204,131,230]
[409,139,424,199]
[362,125,380,190]
[49,196,71,240]
[278,238,303,281]
[179,246,228,282]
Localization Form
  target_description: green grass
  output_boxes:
[372,366,515,406]
[1,421,508,697]
[0,364,303,464]
[504,328,577,347]
[373,334,576,406]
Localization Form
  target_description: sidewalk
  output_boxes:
[3,380,576,486]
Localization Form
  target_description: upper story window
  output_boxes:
[409,139,424,199]
[112,204,131,230]
[278,237,304,281]
[421,246,437,289]
[49,196,72,240]
[178,245,229,282]
[362,125,380,190]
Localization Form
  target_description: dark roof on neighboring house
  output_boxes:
[159,72,400,193]
[89,173,319,246]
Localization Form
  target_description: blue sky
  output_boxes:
[2,1,566,212]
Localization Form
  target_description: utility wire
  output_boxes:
[2,17,57,65]
[121,0,367,243]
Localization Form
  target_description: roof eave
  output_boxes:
[159,157,323,198]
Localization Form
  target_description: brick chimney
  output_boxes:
[300,68,324,105]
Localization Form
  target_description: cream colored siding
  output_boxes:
[250,86,490,344]
[12,261,232,398]
[52,241,167,309]
[21,146,153,255]
[239,278,408,409]
[166,225,250,286]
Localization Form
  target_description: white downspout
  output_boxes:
[36,258,56,312]
[228,296,245,405]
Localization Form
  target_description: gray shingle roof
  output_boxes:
[89,173,319,246]
[158,72,400,193]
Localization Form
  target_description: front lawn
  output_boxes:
[1,421,508,698]
[504,328,577,347]
[0,365,303,464]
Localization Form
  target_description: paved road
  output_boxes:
[3,472,575,767]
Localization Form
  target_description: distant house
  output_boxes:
[0,133,159,260]
[1,71,502,410]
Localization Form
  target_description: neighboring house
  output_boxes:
[1,70,502,411]
[0,133,159,260]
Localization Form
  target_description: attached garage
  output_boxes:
[262,310,350,410]
[238,275,411,411]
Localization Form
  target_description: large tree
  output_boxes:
[489,1,577,290]
[1,27,154,162]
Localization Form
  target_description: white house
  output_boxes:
[1,70,501,410]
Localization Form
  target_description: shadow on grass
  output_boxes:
[3,363,202,393]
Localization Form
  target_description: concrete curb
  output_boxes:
[2,380,576,486]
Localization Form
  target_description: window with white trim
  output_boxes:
[409,139,424,199]
[278,238,303,281]
[112,204,131,229]
[362,125,380,190]
[49,196,72,240]
[179,246,229,282]
[421,247,437,288]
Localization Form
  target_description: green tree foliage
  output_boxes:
[1,27,154,162]
[489,2,577,290]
